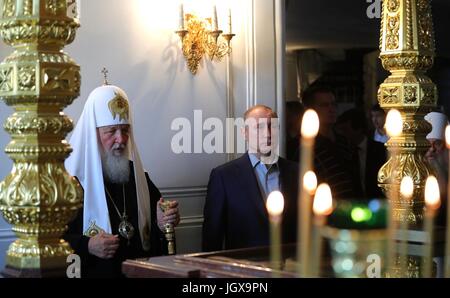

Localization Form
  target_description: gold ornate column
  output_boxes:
[0,0,82,277]
[378,0,437,277]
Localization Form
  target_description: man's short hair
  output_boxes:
[301,84,336,108]
[337,108,369,134]
[286,101,305,117]
[371,103,385,114]
[244,104,278,120]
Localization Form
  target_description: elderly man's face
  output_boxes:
[245,108,279,156]
[426,139,447,161]
[98,124,130,156]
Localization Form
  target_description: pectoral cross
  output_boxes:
[101,67,109,85]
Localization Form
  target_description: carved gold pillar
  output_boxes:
[378,0,437,277]
[0,0,82,277]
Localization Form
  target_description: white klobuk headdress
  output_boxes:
[424,112,449,141]
[66,85,152,251]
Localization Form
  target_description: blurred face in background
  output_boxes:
[371,110,386,133]
[336,121,364,146]
[426,139,447,164]
[311,92,337,126]
[425,138,448,179]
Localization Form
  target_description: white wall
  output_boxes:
[0,0,284,270]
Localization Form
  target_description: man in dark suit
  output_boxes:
[202,105,299,251]
[336,108,387,199]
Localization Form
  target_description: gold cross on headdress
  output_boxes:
[101,67,109,85]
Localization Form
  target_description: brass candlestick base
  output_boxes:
[388,255,437,278]
[163,223,177,255]
[160,201,177,255]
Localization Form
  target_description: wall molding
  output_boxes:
[275,0,286,157]
[159,185,207,199]
[177,215,204,229]
[245,0,256,109]
[160,186,206,232]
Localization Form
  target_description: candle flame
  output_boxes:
[313,183,333,216]
[303,171,317,195]
[301,109,320,139]
[385,109,403,137]
[425,176,441,210]
[400,176,414,199]
[446,125,450,149]
[266,191,284,216]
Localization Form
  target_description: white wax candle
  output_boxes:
[297,110,320,277]
[212,5,218,30]
[312,183,333,277]
[267,191,285,277]
[179,4,185,29]
[228,9,232,33]
[422,176,441,278]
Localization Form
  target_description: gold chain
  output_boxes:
[104,185,127,219]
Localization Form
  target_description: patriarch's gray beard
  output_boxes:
[429,154,448,181]
[101,144,130,184]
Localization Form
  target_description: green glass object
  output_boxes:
[323,199,388,278]
[327,199,388,230]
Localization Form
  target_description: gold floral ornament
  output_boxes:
[108,92,129,121]
[84,220,105,237]
[175,5,235,75]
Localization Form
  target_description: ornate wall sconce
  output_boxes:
[175,5,235,75]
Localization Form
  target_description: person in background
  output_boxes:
[370,104,389,144]
[285,101,305,162]
[301,84,359,199]
[336,108,387,199]
[424,111,449,225]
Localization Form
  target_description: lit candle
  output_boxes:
[227,8,232,34]
[445,125,450,278]
[399,176,414,277]
[212,5,218,31]
[312,183,333,277]
[179,3,185,29]
[266,191,285,277]
[304,171,318,195]
[384,108,403,276]
[297,110,320,277]
[385,109,403,137]
[422,176,441,278]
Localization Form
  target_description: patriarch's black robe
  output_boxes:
[64,162,167,278]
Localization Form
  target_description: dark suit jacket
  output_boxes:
[364,137,387,198]
[202,153,299,252]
